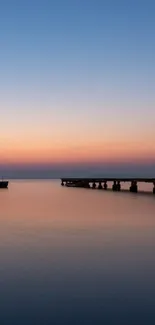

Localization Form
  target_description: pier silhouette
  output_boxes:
[61,178,155,194]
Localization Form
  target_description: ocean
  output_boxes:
[0,180,155,325]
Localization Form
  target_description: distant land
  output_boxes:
[0,163,155,179]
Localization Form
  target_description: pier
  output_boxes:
[61,178,155,194]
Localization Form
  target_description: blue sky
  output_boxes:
[0,0,155,173]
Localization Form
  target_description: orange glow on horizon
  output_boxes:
[1,136,155,165]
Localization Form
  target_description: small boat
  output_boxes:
[66,182,76,187]
[66,181,90,188]
[0,178,9,188]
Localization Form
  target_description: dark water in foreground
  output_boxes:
[0,180,155,325]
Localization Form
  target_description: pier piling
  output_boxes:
[117,181,121,191]
[92,182,96,189]
[104,181,107,190]
[112,180,117,191]
[153,182,155,194]
[98,182,102,189]
[130,181,138,193]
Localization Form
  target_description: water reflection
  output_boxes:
[0,180,155,324]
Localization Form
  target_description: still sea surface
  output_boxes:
[0,180,155,325]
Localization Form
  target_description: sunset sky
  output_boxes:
[1,0,155,174]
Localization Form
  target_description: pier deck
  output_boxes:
[61,177,155,183]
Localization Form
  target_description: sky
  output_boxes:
[0,0,155,176]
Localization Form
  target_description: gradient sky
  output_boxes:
[0,0,155,167]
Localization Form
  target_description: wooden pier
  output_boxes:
[61,178,155,194]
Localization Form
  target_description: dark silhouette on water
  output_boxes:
[0,177,9,188]
[61,178,155,194]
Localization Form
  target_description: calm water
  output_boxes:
[0,180,155,325]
